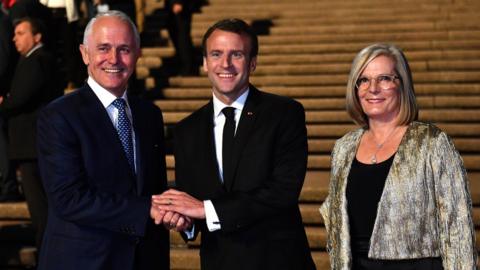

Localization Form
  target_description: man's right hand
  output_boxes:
[150,203,192,231]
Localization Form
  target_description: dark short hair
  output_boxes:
[14,17,45,36]
[201,18,258,59]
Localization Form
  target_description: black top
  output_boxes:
[346,154,395,254]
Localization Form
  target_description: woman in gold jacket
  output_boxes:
[320,43,476,270]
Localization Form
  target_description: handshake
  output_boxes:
[149,189,206,232]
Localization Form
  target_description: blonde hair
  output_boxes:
[345,43,418,128]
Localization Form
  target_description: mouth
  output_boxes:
[217,73,236,78]
[366,98,385,103]
[103,67,124,74]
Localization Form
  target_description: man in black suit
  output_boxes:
[153,19,316,270]
[0,17,60,249]
[36,11,174,270]
[0,8,20,202]
[166,0,195,75]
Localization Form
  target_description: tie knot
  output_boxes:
[222,107,235,120]
[112,98,127,110]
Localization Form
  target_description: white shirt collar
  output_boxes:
[25,43,43,57]
[212,88,249,118]
[88,77,129,108]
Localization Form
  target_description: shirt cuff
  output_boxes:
[204,200,221,232]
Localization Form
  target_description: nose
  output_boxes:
[107,49,119,64]
[367,78,381,93]
[220,54,231,68]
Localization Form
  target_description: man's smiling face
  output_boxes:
[80,16,139,97]
[203,29,256,104]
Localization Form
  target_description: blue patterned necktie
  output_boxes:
[112,98,135,172]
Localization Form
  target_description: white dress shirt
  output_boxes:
[206,89,249,231]
[185,89,250,238]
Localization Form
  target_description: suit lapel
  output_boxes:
[224,87,261,191]
[129,96,146,194]
[203,101,225,189]
[81,86,136,181]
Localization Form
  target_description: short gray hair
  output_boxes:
[83,10,140,49]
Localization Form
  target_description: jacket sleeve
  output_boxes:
[0,58,44,117]
[37,105,151,237]
[320,140,339,252]
[432,132,477,269]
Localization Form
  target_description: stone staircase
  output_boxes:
[2,0,480,269]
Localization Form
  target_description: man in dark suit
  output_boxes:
[153,19,316,270]
[166,0,195,75]
[0,8,20,202]
[36,11,171,270]
[0,17,60,249]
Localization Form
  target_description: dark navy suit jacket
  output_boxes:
[36,85,169,270]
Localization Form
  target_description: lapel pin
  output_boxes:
[247,112,253,116]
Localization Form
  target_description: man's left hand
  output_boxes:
[152,189,206,219]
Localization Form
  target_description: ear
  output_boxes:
[249,56,257,74]
[202,56,208,72]
[33,33,42,44]
[79,44,90,65]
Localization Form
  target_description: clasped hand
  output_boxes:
[150,189,206,231]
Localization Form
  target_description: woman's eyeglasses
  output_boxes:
[356,74,399,91]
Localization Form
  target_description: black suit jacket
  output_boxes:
[174,86,316,270]
[36,85,169,270]
[0,46,61,159]
[0,11,17,96]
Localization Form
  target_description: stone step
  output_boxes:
[192,5,478,22]
[190,30,480,46]
[163,72,480,89]
[138,59,480,80]
[195,60,480,76]
[189,12,480,31]
[194,8,478,23]
[198,1,461,12]
[169,248,330,269]
[141,47,175,57]
[256,40,480,55]
[137,56,163,69]
[158,84,480,99]
[255,50,480,65]
[161,109,480,125]
[139,39,480,60]
[191,20,480,38]
[155,96,480,112]
[203,0,452,4]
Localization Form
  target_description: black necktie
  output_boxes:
[222,107,236,183]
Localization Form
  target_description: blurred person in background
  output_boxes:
[0,6,21,202]
[0,16,61,253]
[166,0,195,76]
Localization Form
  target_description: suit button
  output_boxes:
[132,237,140,245]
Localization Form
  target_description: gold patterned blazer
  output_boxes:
[319,121,476,270]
